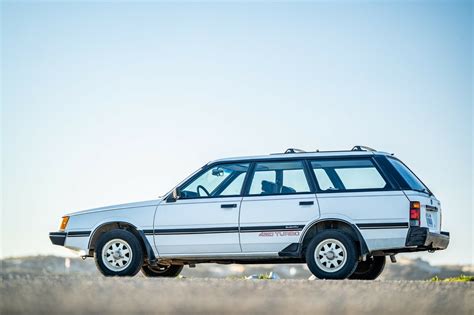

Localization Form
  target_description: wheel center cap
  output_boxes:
[326,251,335,260]
[113,250,122,260]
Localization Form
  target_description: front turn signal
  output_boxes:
[59,216,69,231]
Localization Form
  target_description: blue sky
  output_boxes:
[1,1,472,265]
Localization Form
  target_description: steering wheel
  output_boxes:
[196,185,210,197]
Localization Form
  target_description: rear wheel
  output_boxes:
[305,230,358,280]
[94,229,143,277]
[349,256,386,280]
[141,264,184,277]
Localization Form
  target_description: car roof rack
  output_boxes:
[351,145,377,152]
[284,148,307,154]
[274,145,377,155]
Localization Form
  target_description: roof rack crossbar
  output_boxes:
[351,145,377,152]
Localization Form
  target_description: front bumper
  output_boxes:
[405,227,450,250]
[49,232,67,246]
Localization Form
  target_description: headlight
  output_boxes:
[59,216,69,231]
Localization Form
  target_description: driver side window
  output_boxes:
[180,163,250,199]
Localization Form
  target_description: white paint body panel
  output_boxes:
[64,235,90,253]
[404,191,442,233]
[58,191,414,257]
[239,194,319,252]
[58,192,413,257]
[62,200,159,255]
[154,197,241,255]
[316,191,409,251]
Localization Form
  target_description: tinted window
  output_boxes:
[311,159,387,191]
[249,161,310,195]
[313,168,334,190]
[220,172,246,196]
[388,158,429,193]
[181,163,250,198]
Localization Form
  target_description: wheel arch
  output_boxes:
[300,218,369,258]
[88,220,156,263]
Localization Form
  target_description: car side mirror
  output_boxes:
[169,187,181,202]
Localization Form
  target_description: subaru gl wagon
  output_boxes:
[50,146,450,279]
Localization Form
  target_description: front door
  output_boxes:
[239,160,320,253]
[154,162,250,256]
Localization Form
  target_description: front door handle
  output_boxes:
[221,204,237,209]
[299,201,314,206]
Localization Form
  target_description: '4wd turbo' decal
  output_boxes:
[259,231,300,237]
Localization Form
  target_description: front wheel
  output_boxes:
[141,264,184,277]
[349,256,386,280]
[94,229,144,277]
[305,230,358,280]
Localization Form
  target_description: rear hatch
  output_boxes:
[385,156,442,233]
[404,192,441,233]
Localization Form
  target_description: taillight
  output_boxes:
[410,201,420,226]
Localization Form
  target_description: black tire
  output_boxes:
[94,229,144,277]
[349,256,386,280]
[305,229,358,280]
[141,264,184,277]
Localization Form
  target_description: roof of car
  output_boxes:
[210,147,393,164]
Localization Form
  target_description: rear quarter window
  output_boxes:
[310,159,388,192]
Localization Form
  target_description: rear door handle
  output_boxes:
[299,201,314,206]
[221,204,237,209]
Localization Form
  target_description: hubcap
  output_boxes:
[314,238,347,273]
[102,239,133,272]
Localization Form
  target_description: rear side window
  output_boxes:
[248,161,311,195]
[310,159,387,192]
[387,158,429,193]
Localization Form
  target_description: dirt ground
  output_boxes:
[1,274,473,315]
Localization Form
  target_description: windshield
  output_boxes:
[388,158,430,194]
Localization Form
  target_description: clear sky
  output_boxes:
[1,1,472,265]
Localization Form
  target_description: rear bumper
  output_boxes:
[49,232,67,246]
[405,227,450,250]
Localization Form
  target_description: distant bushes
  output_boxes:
[430,275,474,282]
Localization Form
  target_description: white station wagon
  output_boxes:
[50,146,449,279]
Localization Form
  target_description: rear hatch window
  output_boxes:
[388,158,431,195]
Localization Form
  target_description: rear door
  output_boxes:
[239,160,320,253]
[310,157,410,252]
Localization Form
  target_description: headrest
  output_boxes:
[261,180,278,194]
[281,186,296,194]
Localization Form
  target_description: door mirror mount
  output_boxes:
[169,187,181,202]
